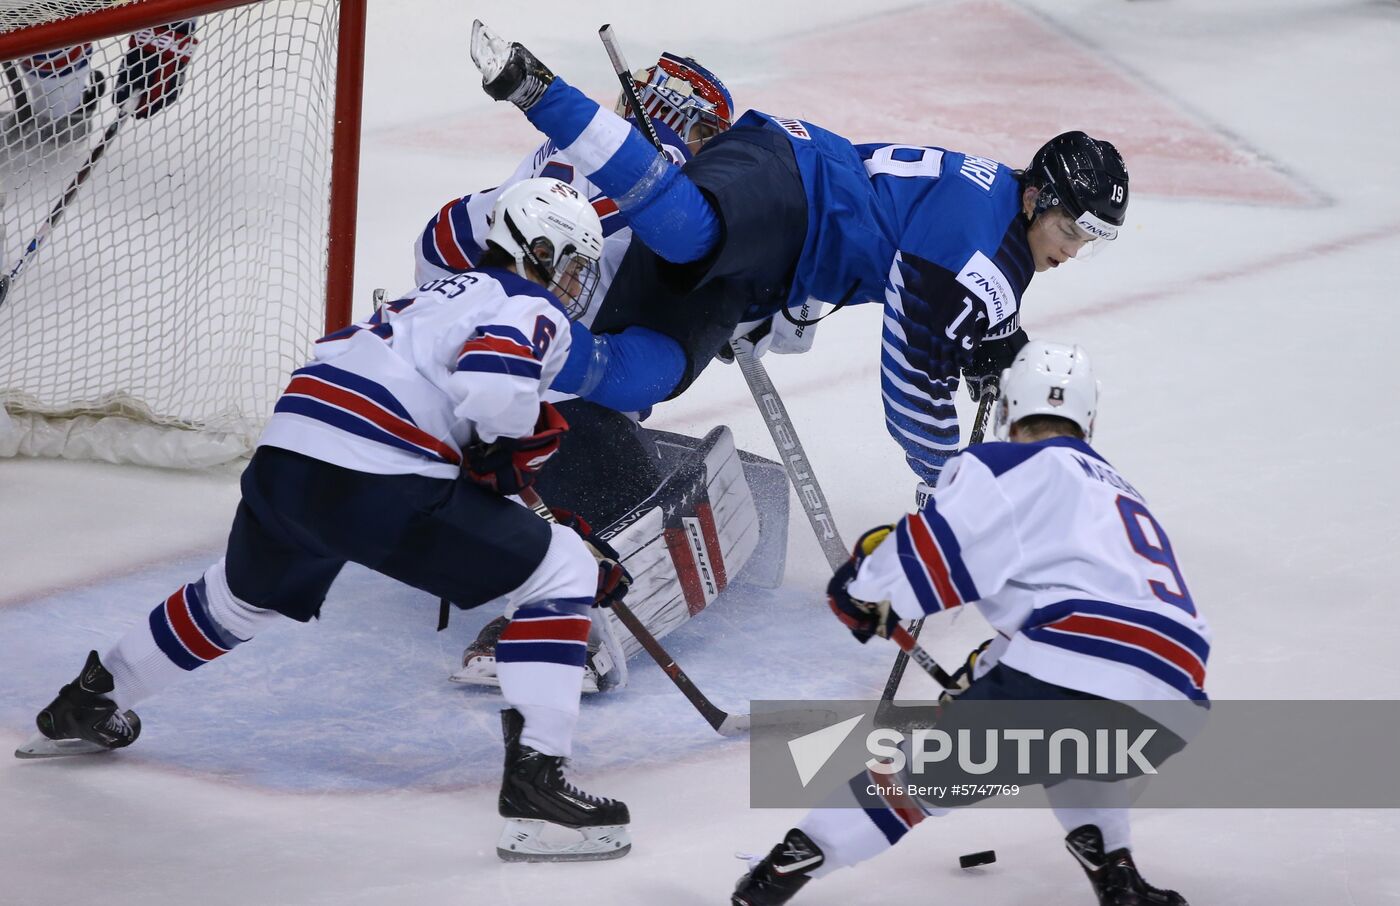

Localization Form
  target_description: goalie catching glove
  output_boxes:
[827,525,901,643]
[465,402,568,495]
[550,507,632,610]
[113,20,198,119]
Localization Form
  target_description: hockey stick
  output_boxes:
[730,338,850,570]
[519,486,750,737]
[598,25,663,153]
[878,378,1000,700]
[0,101,132,308]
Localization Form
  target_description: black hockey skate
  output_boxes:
[732,828,825,906]
[1066,825,1189,906]
[468,19,554,111]
[496,707,630,862]
[15,650,140,759]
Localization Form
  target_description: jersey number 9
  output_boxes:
[1116,495,1196,617]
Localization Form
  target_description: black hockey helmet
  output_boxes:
[1026,131,1128,241]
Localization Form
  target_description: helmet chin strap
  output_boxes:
[503,209,554,284]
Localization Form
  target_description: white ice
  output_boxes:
[4,0,1400,903]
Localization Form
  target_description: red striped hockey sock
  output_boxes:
[495,597,593,757]
[104,558,282,711]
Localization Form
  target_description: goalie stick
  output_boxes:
[596,24,851,574]
[0,99,133,308]
[520,485,750,738]
[878,379,1000,700]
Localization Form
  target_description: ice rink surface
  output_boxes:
[3,0,1399,902]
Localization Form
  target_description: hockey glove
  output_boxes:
[465,402,568,495]
[965,327,1027,402]
[937,639,994,703]
[550,506,632,609]
[113,20,197,119]
[827,525,900,643]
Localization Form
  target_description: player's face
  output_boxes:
[1027,208,1093,272]
[686,120,719,155]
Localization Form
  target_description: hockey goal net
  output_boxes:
[0,0,363,467]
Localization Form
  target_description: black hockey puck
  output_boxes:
[958,850,996,869]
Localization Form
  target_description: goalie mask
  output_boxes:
[995,340,1100,441]
[485,177,604,319]
[621,53,733,151]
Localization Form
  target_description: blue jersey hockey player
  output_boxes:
[468,21,1130,491]
[19,178,637,864]
[413,52,745,692]
[734,341,1208,906]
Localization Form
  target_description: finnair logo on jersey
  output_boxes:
[956,252,1017,327]
[773,117,811,140]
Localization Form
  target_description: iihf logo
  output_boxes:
[1048,387,1065,407]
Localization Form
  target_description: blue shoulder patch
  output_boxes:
[475,267,569,318]
[965,436,1109,477]
[963,441,1044,477]
[1040,435,1111,466]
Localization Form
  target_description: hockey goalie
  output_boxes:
[447,412,790,694]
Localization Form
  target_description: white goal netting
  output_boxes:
[0,0,349,467]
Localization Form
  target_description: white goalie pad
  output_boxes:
[595,425,761,661]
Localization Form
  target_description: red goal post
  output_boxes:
[0,0,364,467]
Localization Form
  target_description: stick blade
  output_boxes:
[715,712,751,737]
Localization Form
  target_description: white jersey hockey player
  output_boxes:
[18,178,637,863]
[734,341,1208,906]
[2,19,196,147]
[423,54,779,694]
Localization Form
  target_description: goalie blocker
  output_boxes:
[450,402,788,691]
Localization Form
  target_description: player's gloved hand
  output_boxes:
[550,506,632,609]
[827,525,900,643]
[465,402,568,495]
[113,20,198,119]
[964,327,1027,402]
[937,639,994,703]
[717,317,775,364]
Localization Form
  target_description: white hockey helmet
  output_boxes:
[485,177,605,319]
[994,340,1100,441]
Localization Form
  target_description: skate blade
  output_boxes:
[496,819,631,862]
[451,663,601,695]
[14,734,115,759]
[448,665,502,687]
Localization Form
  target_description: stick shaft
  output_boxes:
[879,382,1001,697]
[730,338,849,570]
[518,486,745,735]
[1,108,128,302]
[597,25,663,153]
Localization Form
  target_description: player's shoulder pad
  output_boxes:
[1039,435,1110,465]
[964,436,1108,478]
[962,440,1047,478]
[473,267,570,318]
